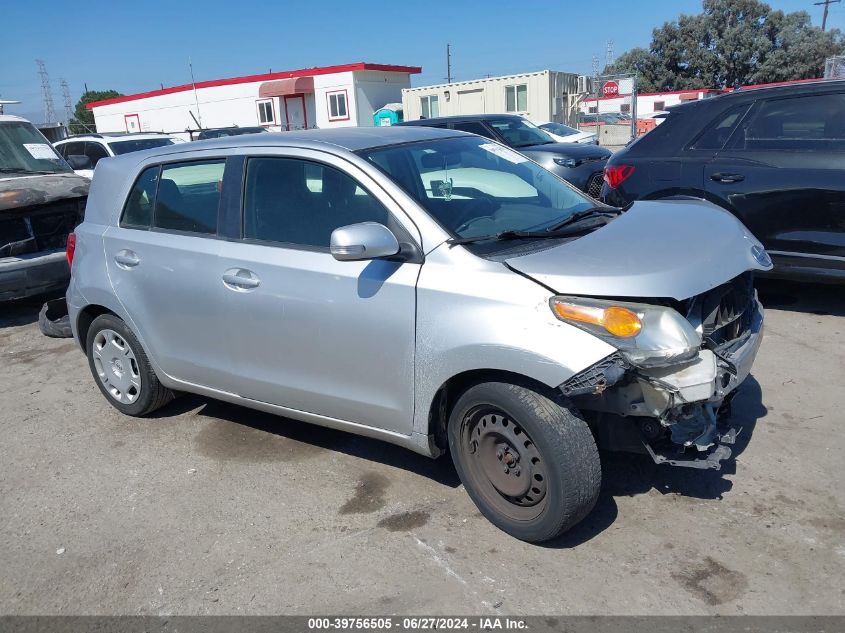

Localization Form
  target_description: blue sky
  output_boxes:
[2,0,842,123]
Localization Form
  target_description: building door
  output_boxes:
[124,114,140,133]
[285,95,307,130]
[457,89,485,113]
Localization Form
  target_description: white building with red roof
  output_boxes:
[86,62,421,137]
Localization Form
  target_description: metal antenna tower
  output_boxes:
[606,40,614,69]
[36,59,56,124]
[60,79,73,123]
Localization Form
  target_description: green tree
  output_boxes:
[68,90,123,134]
[606,0,844,91]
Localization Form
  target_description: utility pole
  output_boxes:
[446,43,452,84]
[36,59,56,125]
[815,0,841,31]
[60,79,73,124]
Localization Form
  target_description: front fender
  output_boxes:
[412,246,616,436]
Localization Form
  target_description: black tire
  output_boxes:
[448,381,601,543]
[85,314,173,416]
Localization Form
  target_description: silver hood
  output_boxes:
[505,199,772,301]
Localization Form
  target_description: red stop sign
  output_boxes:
[603,81,619,97]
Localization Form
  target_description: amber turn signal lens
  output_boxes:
[602,306,642,338]
[552,301,642,338]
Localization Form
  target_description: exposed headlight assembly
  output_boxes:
[550,296,701,367]
[553,157,579,168]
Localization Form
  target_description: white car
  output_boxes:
[536,121,598,144]
[54,133,183,179]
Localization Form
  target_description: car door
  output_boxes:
[103,157,233,387]
[216,150,421,434]
[705,90,845,262]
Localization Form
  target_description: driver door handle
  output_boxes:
[222,269,260,290]
[711,172,744,183]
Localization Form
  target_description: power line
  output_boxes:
[35,59,56,125]
[815,0,841,31]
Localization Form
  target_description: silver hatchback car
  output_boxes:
[67,127,770,542]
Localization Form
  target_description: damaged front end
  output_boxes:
[558,273,763,470]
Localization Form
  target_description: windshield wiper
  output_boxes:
[448,227,594,246]
[545,205,627,232]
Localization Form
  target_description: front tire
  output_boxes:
[448,382,601,543]
[86,314,173,416]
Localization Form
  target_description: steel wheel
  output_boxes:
[91,328,142,405]
[460,406,549,522]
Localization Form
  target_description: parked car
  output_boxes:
[578,112,626,126]
[0,115,88,300]
[54,133,182,179]
[196,126,269,140]
[535,121,598,145]
[602,79,845,283]
[399,114,610,198]
[67,127,770,542]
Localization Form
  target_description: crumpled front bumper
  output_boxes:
[640,295,764,469]
[567,295,765,470]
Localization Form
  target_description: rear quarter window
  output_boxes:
[120,165,160,228]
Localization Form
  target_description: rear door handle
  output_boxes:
[711,172,745,183]
[222,269,260,291]
[114,250,140,268]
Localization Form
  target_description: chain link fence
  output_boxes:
[825,55,845,79]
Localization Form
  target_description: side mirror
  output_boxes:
[330,222,400,262]
[67,155,93,170]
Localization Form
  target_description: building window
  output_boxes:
[327,90,349,121]
[256,99,275,125]
[620,103,631,113]
[588,106,598,114]
[505,84,528,112]
[653,101,665,111]
[420,95,439,118]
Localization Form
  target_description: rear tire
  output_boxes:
[448,381,601,543]
[86,314,172,416]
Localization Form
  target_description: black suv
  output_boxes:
[399,114,611,197]
[602,80,845,283]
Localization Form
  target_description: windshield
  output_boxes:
[108,138,175,155]
[0,121,71,174]
[361,136,598,240]
[540,122,580,136]
[487,118,555,148]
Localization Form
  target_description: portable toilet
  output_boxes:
[373,103,404,127]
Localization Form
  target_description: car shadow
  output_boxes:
[542,375,767,549]
[0,292,62,328]
[153,394,461,488]
[154,375,765,547]
[756,279,845,317]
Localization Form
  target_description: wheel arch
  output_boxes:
[75,304,116,352]
[425,369,560,453]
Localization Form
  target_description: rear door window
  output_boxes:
[153,160,225,234]
[84,142,110,167]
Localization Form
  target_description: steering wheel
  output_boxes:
[452,198,498,234]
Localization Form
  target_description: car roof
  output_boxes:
[399,113,525,125]
[667,78,845,112]
[0,114,32,124]
[56,133,176,143]
[103,126,468,166]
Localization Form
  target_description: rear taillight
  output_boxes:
[66,232,76,267]
[603,164,635,189]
